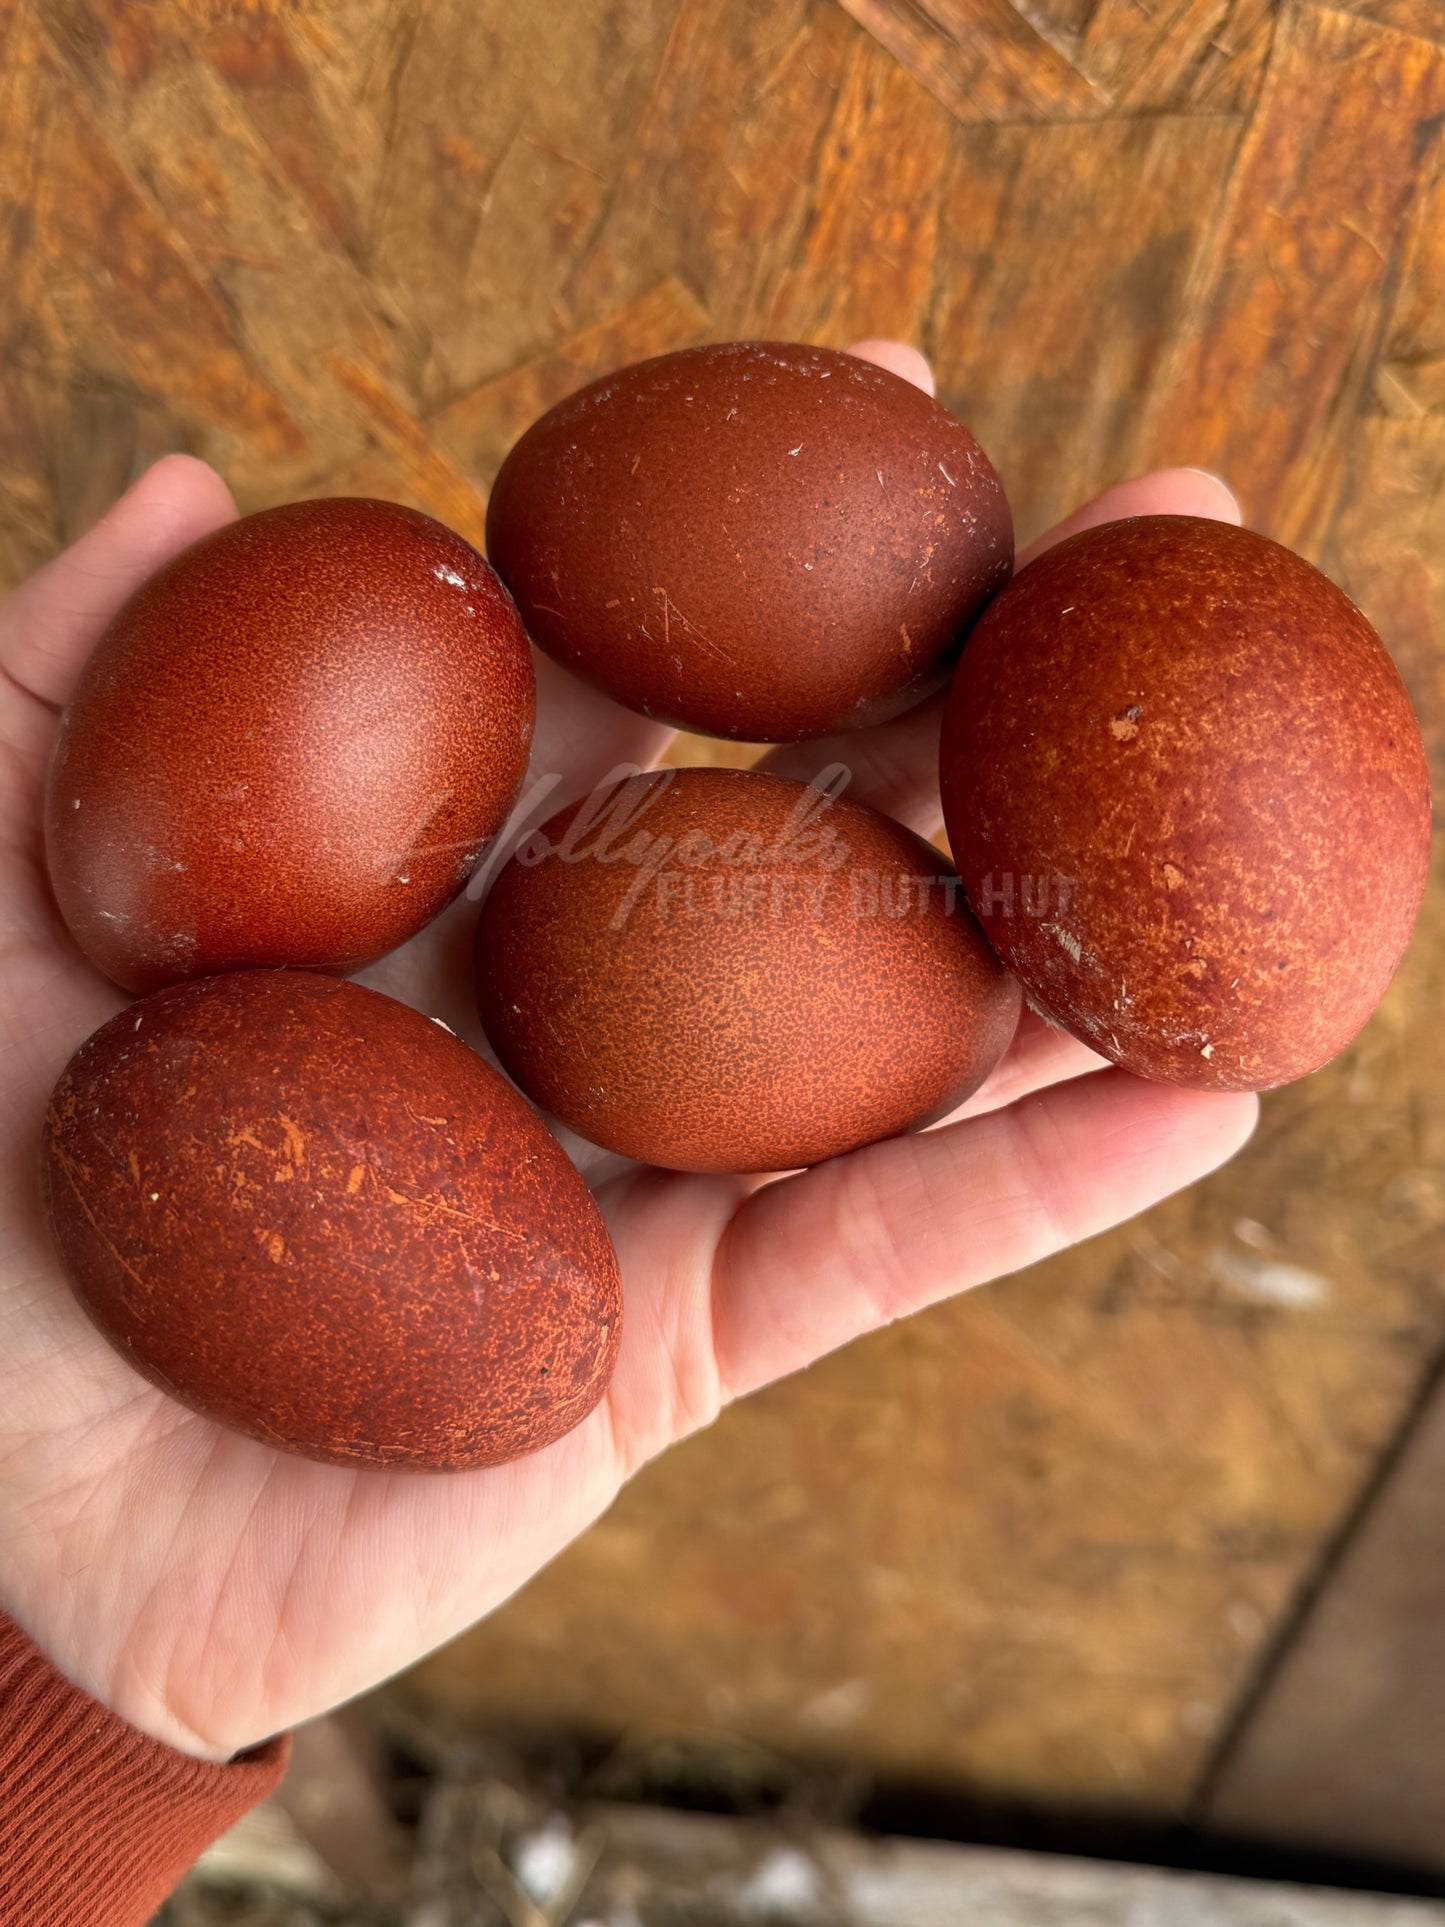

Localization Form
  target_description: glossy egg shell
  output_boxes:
[476,766,1021,1172]
[484,341,1013,742]
[42,971,621,1470]
[45,498,536,995]
[940,515,1433,1091]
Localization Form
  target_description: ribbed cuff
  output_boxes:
[0,1610,290,1926]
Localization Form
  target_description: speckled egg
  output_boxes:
[42,971,621,1469]
[45,499,536,995]
[940,515,1432,1091]
[484,341,1013,742]
[475,766,1021,1172]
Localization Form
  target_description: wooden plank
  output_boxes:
[198,10,366,259]
[1327,418,1445,801]
[188,1788,1445,1920]
[1205,1366,1445,1869]
[1339,0,1445,43]
[272,1714,411,1899]
[24,23,309,481]
[1324,134,1445,793]
[1183,0,1279,113]
[1133,2,1445,550]
[32,0,402,500]
[1370,126,1445,424]
[316,279,712,530]
[320,356,491,547]
[1079,0,1277,114]
[1199,128,1445,1853]
[0,6,62,589]
[588,1808,1445,1923]
[354,0,679,402]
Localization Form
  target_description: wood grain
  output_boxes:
[926,114,1244,545]
[570,0,863,335]
[837,0,1277,118]
[763,34,954,348]
[432,278,712,494]
[831,0,1106,125]
[1329,419,1445,806]
[1133,3,1445,551]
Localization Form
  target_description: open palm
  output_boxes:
[0,349,1258,1764]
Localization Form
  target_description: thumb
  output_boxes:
[844,337,935,396]
[0,455,238,711]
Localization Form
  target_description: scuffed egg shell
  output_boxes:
[940,515,1432,1091]
[42,971,621,1470]
[485,341,1012,742]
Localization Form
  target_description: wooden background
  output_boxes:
[5,0,1445,1863]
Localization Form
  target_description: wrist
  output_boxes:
[0,1577,260,1765]
[0,1606,290,1927]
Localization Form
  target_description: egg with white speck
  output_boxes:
[940,516,1432,1091]
[41,971,621,1469]
[45,499,536,994]
[485,342,1012,742]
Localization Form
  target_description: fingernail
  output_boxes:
[1180,467,1240,512]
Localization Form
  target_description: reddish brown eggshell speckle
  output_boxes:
[475,766,1022,1172]
[484,341,1013,742]
[45,499,536,995]
[42,971,621,1470]
[940,515,1433,1091]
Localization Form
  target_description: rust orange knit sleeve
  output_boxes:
[0,1609,290,1925]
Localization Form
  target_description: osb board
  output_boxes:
[3,0,1445,1818]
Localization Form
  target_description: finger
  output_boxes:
[845,338,936,396]
[935,1007,1109,1123]
[529,650,675,802]
[1015,466,1239,570]
[759,690,948,836]
[758,466,1243,836]
[0,456,238,712]
[712,1072,1259,1399]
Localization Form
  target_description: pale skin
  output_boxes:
[0,341,1258,1764]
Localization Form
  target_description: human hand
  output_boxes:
[0,346,1257,1764]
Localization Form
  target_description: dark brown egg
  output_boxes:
[42,971,620,1469]
[484,341,1012,742]
[45,499,536,995]
[940,515,1432,1091]
[475,766,1021,1172]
